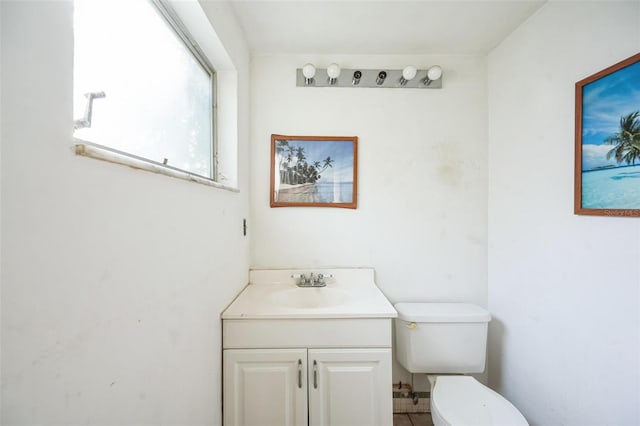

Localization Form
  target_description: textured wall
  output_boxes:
[249,53,489,387]
[488,2,640,424]
[0,1,250,424]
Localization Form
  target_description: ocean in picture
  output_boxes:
[314,182,353,203]
[582,164,640,209]
[578,56,640,211]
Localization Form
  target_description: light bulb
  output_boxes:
[427,65,442,81]
[402,65,417,81]
[327,63,341,85]
[302,63,316,85]
[400,65,417,85]
[327,63,341,79]
[302,63,316,79]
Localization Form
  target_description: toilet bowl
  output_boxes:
[428,375,528,426]
[394,302,528,426]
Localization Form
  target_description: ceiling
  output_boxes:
[228,0,546,55]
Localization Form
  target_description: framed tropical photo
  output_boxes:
[575,52,640,217]
[270,134,358,208]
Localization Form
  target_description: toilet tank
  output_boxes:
[394,303,491,374]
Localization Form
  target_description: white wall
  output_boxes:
[0,0,3,403]
[487,2,640,425]
[0,1,250,424]
[250,54,488,386]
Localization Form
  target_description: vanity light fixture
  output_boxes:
[423,65,443,86]
[352,70,362,85]
[296,64,443,89]
[327,63,341,85]
[399,65,417,86]
[302,63,316,85]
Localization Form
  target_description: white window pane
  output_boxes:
[73,0,214,179]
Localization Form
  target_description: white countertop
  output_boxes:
[221,268,398,319]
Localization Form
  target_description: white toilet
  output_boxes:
[394,302,528,426]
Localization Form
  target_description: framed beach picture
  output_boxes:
[270,134,358,208]
[575,52,640,217]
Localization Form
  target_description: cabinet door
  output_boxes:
[223,348,307,426]
[308,348,392,426]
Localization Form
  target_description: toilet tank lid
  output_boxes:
[394,303,491,323]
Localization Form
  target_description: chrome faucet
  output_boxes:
[292,272,333,287]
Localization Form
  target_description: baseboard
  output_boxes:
[392,385,430,414]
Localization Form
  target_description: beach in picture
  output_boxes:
[581,59,640,209]
[271,136,356,207]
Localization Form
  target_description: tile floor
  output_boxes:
[392,394,429,413]
[393,412,434,426]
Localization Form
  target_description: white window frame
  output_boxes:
[73,0,239,192]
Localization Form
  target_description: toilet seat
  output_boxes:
[431,376,528,426]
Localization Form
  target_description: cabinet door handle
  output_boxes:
[297,359,302,389]
[313,360,318,389]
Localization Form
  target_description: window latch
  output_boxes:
[74,91,106,130]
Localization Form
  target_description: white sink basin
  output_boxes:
[269,287,347,309]
[221,268,398,319]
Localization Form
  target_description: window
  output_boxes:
[73,0,216,181]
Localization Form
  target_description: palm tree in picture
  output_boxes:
[319,156,335,177]
[309,161,321,181]
[605,111,640,165]
[274,140,336,186]
[276,140,290,183]
[294,146,306,184]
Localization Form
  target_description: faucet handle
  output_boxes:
[292,272,332,287]
[292,273,313,286]
[312,273,333,286]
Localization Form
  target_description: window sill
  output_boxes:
[74,141,239,192]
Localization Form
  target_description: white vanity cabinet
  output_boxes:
[221,269,397,426]
[223,348,308,426]
[308,348,391,426]
[223,347,391,426]
[222,319,394,426]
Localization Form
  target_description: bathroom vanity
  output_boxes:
[221,268,397,426]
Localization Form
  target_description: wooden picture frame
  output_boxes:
[270,134,358,208]
[575,52,640,217]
